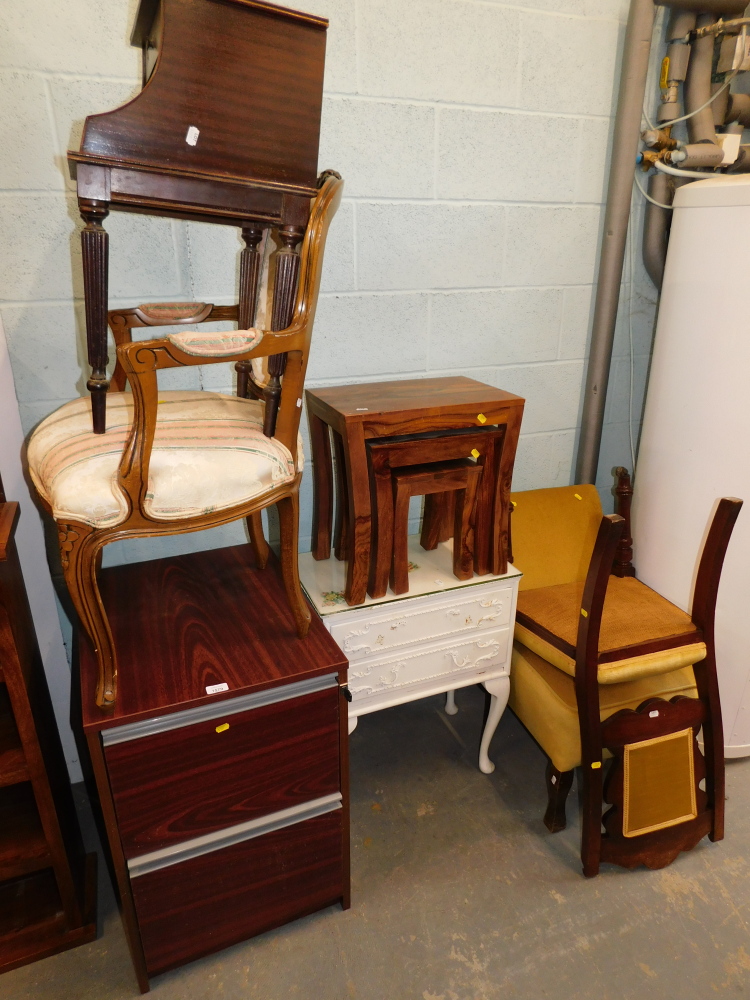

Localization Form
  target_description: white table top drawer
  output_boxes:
[347,625,511,705]
[328,585,514,662]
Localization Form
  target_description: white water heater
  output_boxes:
[633,174,750,758]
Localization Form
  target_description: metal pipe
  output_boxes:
[642,172,673,289]
[686,14,719,143]
[575,0,656,484]
[665,0,746,12]
[575,0,742,484]
[654,158,718,178]
[726,92,750,126]
[693,15,750,37]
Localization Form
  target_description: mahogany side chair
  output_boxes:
[507,479,741,876]
[27,173,343,711]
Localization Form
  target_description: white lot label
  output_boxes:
[206,682,229,694]
[186,125,200,146]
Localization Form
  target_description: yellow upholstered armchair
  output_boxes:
[27,174,343,711]
[508,477,741,876]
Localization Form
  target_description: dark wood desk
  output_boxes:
[80,545,349,992]
[306,377,525,605]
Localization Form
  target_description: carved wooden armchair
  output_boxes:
[507,478,741,876]
[27,173,343,711]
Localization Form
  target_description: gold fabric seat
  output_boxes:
[512,484,704,684]
[516,575,705,684]
[509,641,698,773]
[507,477,741,876]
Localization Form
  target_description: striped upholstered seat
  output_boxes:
[28,390,302,528]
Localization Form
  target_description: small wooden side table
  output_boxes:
[306,377,524,605]
[389,459,481,595]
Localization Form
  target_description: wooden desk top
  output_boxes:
[80,545,347,733]
[306,377,524,422]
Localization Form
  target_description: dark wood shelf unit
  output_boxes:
[0,869,63,940]
[80,544,349,993]
[0,784,51,881]
[0,492,97,975]
[0,685,28,787]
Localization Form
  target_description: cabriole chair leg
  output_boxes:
[60,524,118,709]
[246,511,269,569]
[277,490,311,639]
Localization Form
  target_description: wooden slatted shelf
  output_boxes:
[0,492,97,974]
[0,784,51,882]
[0,686,28,788]
[0,869,63,941]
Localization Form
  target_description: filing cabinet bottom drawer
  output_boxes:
[131,809,344,977]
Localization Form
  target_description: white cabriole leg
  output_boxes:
[348,715,359,735]
[478,675,510,774]
[444,690,458,715]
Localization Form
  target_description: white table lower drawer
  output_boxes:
[347,625,511,713]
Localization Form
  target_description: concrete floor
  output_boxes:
[4,688,750,1000]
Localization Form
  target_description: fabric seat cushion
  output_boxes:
[514,621,706,685]
[28,391,301,528]
[508,641,699,773]
[515,575,703,683]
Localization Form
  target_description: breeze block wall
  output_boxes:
[0,0,657,619]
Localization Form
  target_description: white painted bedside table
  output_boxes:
[299,539,522,774]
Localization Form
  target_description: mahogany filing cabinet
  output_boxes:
[79,545,350,993]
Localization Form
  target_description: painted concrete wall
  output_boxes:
[0,1,657,649]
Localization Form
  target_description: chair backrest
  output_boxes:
[510,484,603,591]
[115,173,343,514]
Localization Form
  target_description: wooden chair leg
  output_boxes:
[309,412,334,561]
[390,480,412,596]
[368,453,394,599]
[332,431,349,562]
[580,766,603,877]
[276,489,311,639]
[59,523,117,709]
[246,511,269,569]
[543,761,574,833]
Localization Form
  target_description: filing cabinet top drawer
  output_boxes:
[328,584,514,662]
[105,682,341,859]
